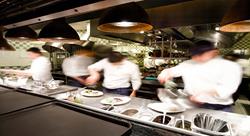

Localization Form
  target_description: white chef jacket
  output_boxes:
[62,55,94,77]
[160,57,242,105]
[28,56,53,82]
[88,58,141,90]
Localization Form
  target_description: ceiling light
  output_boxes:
[220,0,250,32]
[215,26,220,31]
[111,21,138,27]
[0,27,15,51]
[98,2,153,33]
[5,26,37,40]
[63,41,94,54]
[139,31,145,34]
[38,18,81,43]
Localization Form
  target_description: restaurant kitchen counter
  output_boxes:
[1,82,248,136]
[50,90,250,136]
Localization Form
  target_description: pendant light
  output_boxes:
[63,41,94,54]
[220,0,250,32]
[38,18,80,43]
[42,42,65,53]
[5,26,37,40]
[0,27,15,51]
[98,2,153,33]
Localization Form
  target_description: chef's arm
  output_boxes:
[86,59,105,85]
[130,65,141,97]
[157,64,184,84]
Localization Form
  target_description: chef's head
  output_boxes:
[26,47,42,59]
[190,40,219,63]
[108,51,125,65]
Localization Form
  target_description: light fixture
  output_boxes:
[42,42,65,53]
[0,27,15,51]
[220,0,250,32]
[139,31,145,34]
[38,18,81,43]
[5,26,37,40]
[63,41,94,54]
[97,2,153,33]
[215,26,220,31]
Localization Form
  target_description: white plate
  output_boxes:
[100,97,131,105]
[80,89,104,97]
[147,102,186,113]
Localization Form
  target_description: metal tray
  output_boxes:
[0,90,53,115]
[0,102,132,136]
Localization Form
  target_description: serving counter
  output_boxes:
[1,84,250,136]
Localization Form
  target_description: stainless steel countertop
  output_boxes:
[51,88,250,136]
[1,82,250,136]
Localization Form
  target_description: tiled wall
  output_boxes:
[1,32,250,69]
[0,40,45,69]
[219,33,250,55]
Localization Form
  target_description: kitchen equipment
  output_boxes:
[153,115,172,125]
[175,119,192,131]
[100,97,131,106]
[192,113,229,136]
[138,112,153,121]
[0,102,132,136]
[147,102,186,113]
[121,109,139,117]
[0,90,53,115]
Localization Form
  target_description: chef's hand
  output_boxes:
[189,95,204,105]
[157,69,172,84]
[85,74,100,85]
[130,90,136,97]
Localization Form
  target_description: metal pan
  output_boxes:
[0,102,132,136]
[0,90,54,115]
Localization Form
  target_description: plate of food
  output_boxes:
[100,97,131,105]
[80,89,104,97]
[147,102,186,113]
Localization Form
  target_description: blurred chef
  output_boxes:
[158,40,242,111]
[62,49,95,87]
[0,47,53,82]
[87,51,141,97]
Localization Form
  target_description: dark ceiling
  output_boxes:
[0,0,102,25]
[0,0,246,49]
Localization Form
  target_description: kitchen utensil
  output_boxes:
[181,115,185,129]
[162,111,167,124]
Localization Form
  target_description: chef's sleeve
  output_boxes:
[88,59,106,72]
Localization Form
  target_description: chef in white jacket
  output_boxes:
[158,40,242,112]
[0,47,53,82]
[87,51,141,97]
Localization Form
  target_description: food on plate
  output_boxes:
[106,97,123,103]
[67,95,82,103]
